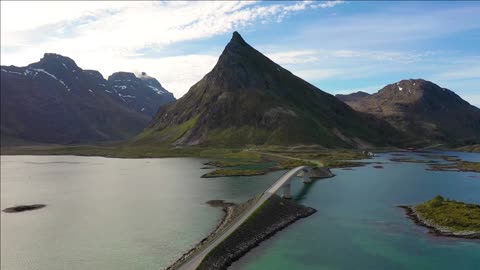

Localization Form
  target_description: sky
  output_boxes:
[1,1,479,106]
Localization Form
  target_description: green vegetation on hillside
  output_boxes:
[415,196,480,233]
[455,144,480,153]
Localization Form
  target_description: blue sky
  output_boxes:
[1,1,479,106]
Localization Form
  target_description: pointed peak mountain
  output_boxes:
[218,31,261,61]
[205,31,289,92]
[140,31,404,147]
[231,31,247,44]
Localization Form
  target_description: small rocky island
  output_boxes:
[3,204,46,213]
[400,196,480,239]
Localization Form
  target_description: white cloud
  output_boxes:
[0,1,343,98]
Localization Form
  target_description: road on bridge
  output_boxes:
[174,166,307,270]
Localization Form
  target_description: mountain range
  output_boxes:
[2,33,478,148]
[1,53,175,144]
[336,79,480,145]
[136,32,404,148]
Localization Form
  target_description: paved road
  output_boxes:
[174,166,307,270]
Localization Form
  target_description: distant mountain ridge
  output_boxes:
[1,53,175,144]
[107,71,175,117]
[341,79,480,145]
[336,91,370,102]
[137,32,404,148]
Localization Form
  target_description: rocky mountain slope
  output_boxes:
[342,79,480,145]
[107,71,174,117]
[1,53,175,144]
[137,32,404,148]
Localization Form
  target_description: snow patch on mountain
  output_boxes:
[27,68,71,91]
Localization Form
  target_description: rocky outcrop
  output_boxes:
[3,204,46,213]
[399,206,480,239]
[309,167,334,178]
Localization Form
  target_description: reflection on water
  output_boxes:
[0,155,283,270]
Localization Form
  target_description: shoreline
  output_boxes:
[399,206,480,239]
[165,200,239,270]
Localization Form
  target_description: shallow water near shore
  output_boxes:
[0,155,284,270]
[230,151,480,270]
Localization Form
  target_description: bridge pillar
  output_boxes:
[282,183,292,199]
[302,169,311,183]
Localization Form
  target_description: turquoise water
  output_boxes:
[0,156,283,270]
[231,151,480,270]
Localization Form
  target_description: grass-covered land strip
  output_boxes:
[204,160,255,167]
[400,195,480,239]
[197,195,316,270]
[428,161,480,173]
[322,160,365,168]
[201,156,317,178]
[390,157,438,164]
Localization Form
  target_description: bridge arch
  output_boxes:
[265,166,314,199]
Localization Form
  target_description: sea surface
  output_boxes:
[0,155,283,270]
[231,151,480,270]
[1,152,479,270]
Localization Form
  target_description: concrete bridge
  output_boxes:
[266,166,313,199]
[173,166,313,270]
